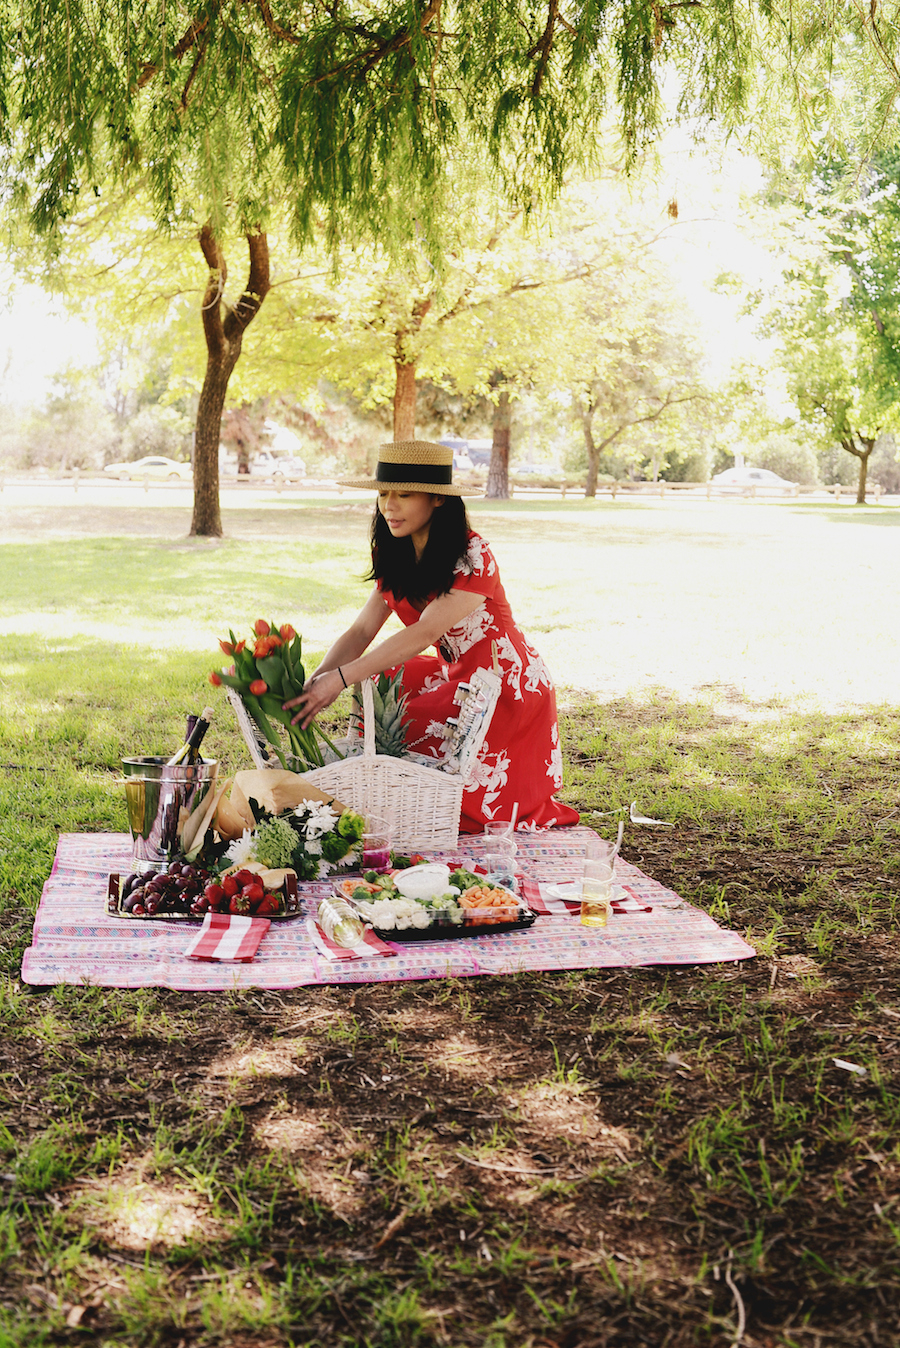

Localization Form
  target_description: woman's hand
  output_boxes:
[283,669,345,730]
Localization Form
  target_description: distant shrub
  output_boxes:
[867,435,900,493]
[119,404,191,462]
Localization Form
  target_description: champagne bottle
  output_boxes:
[167,707,213,766]
[185,715,199,764]
[316,896,365,948]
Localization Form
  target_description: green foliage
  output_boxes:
[250,816,297,870]
[753,152,900,497]
[2,1,896,249]
[351,670,411,758]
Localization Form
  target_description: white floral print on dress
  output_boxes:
[495,634,524,700]
[454,535,496,579]
[523,646,553,693]
[547,722,564,786]
[440,604,497,661]
[463,748,511,815]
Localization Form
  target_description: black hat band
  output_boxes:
[375,461,453,485]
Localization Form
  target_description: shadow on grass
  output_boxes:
[3,674,900,1345]
[560,687,900,946]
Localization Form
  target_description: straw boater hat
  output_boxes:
[340,441,479,496]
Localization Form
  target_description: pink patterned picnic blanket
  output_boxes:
[21,829,755,990]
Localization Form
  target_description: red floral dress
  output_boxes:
[378,532,579,834]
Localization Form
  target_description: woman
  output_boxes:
[285,441,578,833]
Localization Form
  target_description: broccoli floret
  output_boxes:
[337,809,365,840]
[449,869,480,891]
[321,832,352,862]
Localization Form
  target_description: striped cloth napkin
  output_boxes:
[184,912,271,962]
[520,877,651,916]
[306,917,397,962]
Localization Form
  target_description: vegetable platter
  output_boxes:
[334,862,536,942]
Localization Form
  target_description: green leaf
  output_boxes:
[257,654,288,695]
[215,671,250,692]
[258,692,293,727]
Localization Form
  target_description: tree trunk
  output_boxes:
[581,404,599,498]
[486,387,511,499]
[856,440,874,504]
[193,356,238,531]
[842,432,876,505]
[190,228,271,537]
[393,359,417,440]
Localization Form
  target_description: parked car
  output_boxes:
[104,456,193,481]
[712,467,798,489]
[250,450,307,481]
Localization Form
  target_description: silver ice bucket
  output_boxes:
[121,756,218,872]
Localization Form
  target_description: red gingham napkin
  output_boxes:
[307,918,396,961]
[520,877,551,915]
[520,878,651,916]
[184,912,271,962]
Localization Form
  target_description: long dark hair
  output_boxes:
[366,495,472,603]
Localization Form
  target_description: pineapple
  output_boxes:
[352,670,411,757]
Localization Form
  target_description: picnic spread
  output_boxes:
[21,619,756,989]
[22,827,755,990]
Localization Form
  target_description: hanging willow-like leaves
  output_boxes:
[4,0,899,247]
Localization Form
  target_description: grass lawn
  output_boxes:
[1,491,899,1346]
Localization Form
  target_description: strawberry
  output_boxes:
[244,882,265,905]
[255,892,282,916]
[204,882,226,908]
[230,893,252,915]
[234,869,256,887]
[222,874,239,898]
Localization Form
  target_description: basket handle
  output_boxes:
[353,678,378,759]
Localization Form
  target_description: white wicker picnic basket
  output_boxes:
[227,679,474,851]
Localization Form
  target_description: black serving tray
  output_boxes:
[370,909,537,943]
[107,872,303,921]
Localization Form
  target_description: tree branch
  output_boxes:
[436,256,592,328]
[180,34,209,109]
[593,392,701,455]
[528,1,559,99]
[137,8,217,89]
[199,223,227,358]
[223,232,271,341]
[436,210,524,324]
[307,0,442,88]
[255,0,302,44]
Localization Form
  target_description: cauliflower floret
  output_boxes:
[410,906,431,929]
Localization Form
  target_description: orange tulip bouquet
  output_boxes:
[210,619,340,770]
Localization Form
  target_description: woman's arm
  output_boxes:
[311,588,392,677]
[285,588,485,728]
